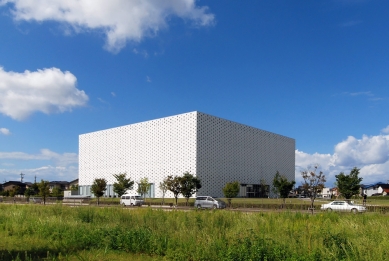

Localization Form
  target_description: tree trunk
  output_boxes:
[310,198,314,214]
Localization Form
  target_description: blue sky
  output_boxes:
[0,0,388,187]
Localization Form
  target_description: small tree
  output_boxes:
[38,180,50,205]
[137,177,151,199]
[70,184,79,192]
[165,175,182,206]
[180,172,201,206]
[113,173,134,197]
[335,167,363,199]
[259,178,269,198]
[51,187,63,198]
[301,165,326,213]
[272,171,295,208]
[222,181,240,207]
[159,180,169,205]
[30,182,39,195]
[9,185,20,197]
[91,178,107,205]
[24,187,36,200]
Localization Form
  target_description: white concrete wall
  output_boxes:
[79,112,197,197]
[196,112,295,197]
[79,111,295,198]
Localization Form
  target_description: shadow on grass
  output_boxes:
[0,249,65,261]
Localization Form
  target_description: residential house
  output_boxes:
[361,182,389,196]
[1,181,27,195]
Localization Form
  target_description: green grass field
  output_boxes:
[1,204,389,260]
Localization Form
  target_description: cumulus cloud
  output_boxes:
[0,128,11,135]
[296,133,389,186]
[0,165,78,182]
[0,149,78,182]
[0,149,78,166]
[382,125,389,134]
[333,135,389,166]
[0,67,88,120]
[1,0,215,53]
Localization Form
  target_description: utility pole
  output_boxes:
[20,173,25,183]
[34,175,37,183]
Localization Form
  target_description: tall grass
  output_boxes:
[0,204,388,260]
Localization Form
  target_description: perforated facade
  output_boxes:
[78,111,295,198]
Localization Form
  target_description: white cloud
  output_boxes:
[0,67,88,120]
[0,149,78,182]
[0,165,78,182]
[333,135,389,166]
[0,149,78,166]
[381,125,389,134]
[1,0,215,53]
[0,128,11,135]
[133,48,149,58]
[296,133,389,186]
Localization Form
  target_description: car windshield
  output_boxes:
[135,196,142,200]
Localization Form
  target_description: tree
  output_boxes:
[113,173,134,197]
[30,182,39,195]
[159,180,169,205]
[137,177,151,199]
[24,187,36,200]
[165,175,182,206]
[222,181,240,207]
[259,178,269,198]
[272,171,295,208]
[335,167,363,199]
[51,187,63,198]
[38,180,50,205]
[9,185,21,197]
[180,172,201,206]
[90,178,107,205]
[301,165,326,213]
[70,184,79,192]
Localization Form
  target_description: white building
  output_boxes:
[78,111,295,198]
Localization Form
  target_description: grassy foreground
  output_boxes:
[0,204,388,261]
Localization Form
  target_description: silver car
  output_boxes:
[195,196,226,209]
[320,201,366,213]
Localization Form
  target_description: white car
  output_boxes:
[320,201,366,213]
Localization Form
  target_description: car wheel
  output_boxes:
[130,203,134,207]
[122,203,126,207]
[213,205,217,210]
[327,208,332,212]
[197,204,201,209]
[351,208,358,214]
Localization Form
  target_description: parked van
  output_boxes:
[120,194,144,206]
[195,196,226,209]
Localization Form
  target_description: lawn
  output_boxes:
[1,204,389,260]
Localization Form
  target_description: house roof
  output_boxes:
[361,182,388,189]
[49,181,69,185]
[379,184,389,189]
[2,181,26,187]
